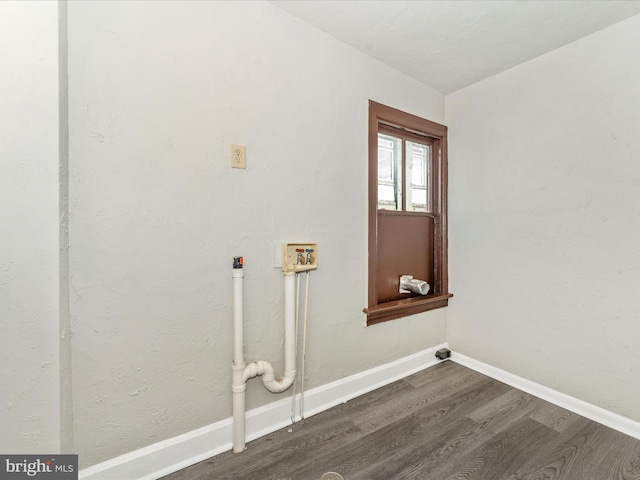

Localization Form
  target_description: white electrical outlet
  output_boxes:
[231,144,246,169]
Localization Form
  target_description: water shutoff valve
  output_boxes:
[282,243,318,273]
[399,275,430,295]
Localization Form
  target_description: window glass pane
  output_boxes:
[378,134,402,210]
[406,140,429,212]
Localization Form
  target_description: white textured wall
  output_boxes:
[447,14,640,421]
[68,0,446,467]
[0,1,60,453]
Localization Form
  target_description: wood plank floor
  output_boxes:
[161,361,640,480]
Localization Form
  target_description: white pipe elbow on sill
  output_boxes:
[399,275,430,295]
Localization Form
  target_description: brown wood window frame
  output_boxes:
[364,101,452,325]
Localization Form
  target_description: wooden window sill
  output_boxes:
[364,293,453,326]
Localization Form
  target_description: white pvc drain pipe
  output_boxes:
[231,257,297,453]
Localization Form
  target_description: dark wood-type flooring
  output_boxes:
[162,361,640,480]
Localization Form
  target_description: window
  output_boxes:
[364,101,452,325]
[377,130,431,213]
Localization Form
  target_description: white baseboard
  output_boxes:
[81,346,640,480]
[79,343,448,480]
[451,352,640,441]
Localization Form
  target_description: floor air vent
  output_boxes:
[320,473,344,480]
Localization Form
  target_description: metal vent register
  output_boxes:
[320,473,344,480]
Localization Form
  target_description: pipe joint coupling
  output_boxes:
[232,361,246,371]
[243,362,258,382]
[231,383,247,393]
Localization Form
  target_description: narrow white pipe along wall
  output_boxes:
[231,258,297,453]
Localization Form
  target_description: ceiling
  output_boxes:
[271,0,640,94]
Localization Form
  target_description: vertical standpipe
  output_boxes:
[231,257,246,452]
